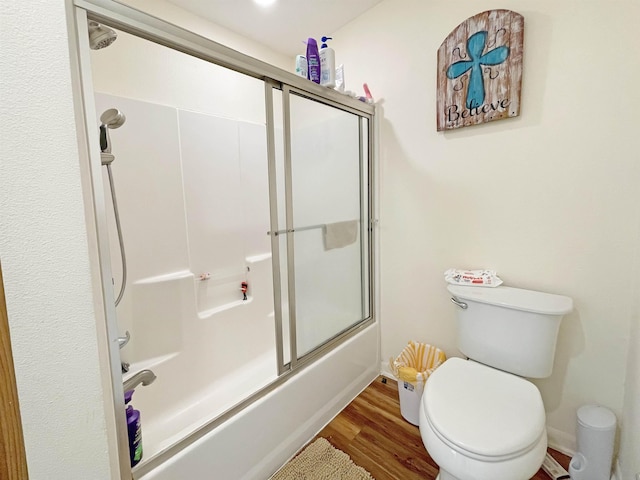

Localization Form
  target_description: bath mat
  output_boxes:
[271,437,375,480]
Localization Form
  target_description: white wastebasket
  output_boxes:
[568,405,616,480]
[390,341,446,426]
[397,378,424,426]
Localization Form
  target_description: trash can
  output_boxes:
[389,341,446,426]
[568,405,617,480]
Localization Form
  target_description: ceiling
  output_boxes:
[166,0,384,57]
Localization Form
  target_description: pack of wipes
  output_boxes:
[444,269,503,287]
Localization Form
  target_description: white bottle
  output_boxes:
[295,54,308,78]
[319,36,335,88]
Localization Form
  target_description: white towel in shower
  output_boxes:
[323,220,359,250]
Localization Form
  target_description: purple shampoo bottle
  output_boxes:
[306,38,321,84]
[125,390,143,467]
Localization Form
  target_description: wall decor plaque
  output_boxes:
[437,10,524,131]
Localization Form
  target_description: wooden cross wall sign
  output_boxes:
[437,10,524,131]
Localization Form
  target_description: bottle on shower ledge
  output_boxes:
[306,37,321,84]
[295,54,308,78]
[320,36,336,88]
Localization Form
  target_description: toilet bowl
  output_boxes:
[419,358,548,480]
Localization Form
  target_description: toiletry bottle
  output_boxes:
[335,64,345,92]
[320,36,336,88]
[125,390,143,467]
[295,54,308,78]
[306,38,321,84]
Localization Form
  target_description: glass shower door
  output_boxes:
[286,92,371,359]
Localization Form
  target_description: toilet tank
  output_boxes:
[448,284,573,378]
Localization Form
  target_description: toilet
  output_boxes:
[419,284,573,480]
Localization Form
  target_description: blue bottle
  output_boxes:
[306,38,321,84]
[125,390,143,467]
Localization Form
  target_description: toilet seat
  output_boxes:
[422,358,546,459]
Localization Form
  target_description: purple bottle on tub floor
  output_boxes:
[125,390,143,467]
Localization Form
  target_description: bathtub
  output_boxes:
[133,321,379,479]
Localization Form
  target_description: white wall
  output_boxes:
[0,1,117,478]
[91,29,268,125]
[333,0,640,453]
[120,0,291,70]
[619,314,640,479]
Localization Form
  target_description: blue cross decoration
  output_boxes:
[446,31,510,109]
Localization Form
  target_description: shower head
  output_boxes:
[100,108,126,129]
[99,108,126,160]
[88,21,117,50]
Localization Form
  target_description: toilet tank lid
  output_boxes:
[447,285,573,315]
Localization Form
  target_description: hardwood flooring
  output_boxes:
[315,376,570,480]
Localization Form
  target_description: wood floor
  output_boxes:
[315,376,570,480]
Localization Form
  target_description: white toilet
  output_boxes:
[419,284,573,480]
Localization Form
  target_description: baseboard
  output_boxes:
[380,360,394,379]
[546,425,576,458]
[611,458,622,480]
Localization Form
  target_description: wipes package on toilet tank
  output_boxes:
[444,269,503,287]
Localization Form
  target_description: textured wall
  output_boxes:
[0,1,115,478]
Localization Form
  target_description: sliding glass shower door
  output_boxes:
[284,91,372,360]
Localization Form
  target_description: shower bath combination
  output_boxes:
[82,10,375,478]
[91,28,158,461]
[88,22,134,361]
[89,21,127,305]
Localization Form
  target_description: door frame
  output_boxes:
[0,263,29,480]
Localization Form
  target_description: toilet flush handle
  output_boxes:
[450,297,468,309]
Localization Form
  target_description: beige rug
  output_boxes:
[272,437,375,480]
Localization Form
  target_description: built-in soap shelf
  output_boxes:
[195,253,270,320]
[195,265,247,318]
[196,269,245,286]
[197,296,254,320]
[134,270,194,284]
[246,252,271,264]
